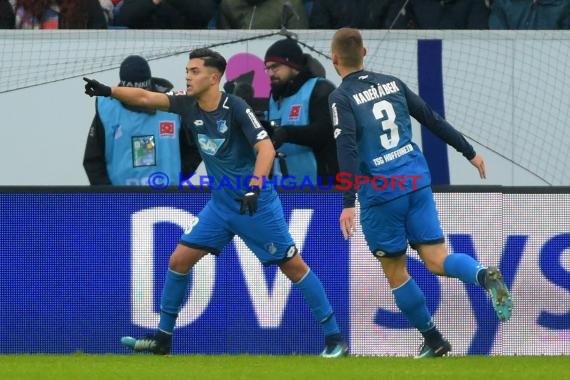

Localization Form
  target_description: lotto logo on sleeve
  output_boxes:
[159,121,175,137]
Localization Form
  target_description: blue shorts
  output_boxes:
[180,192,296,266]
[360,186,444,257]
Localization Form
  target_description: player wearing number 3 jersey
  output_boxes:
[329,28,513,358]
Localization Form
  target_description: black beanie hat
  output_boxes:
[119,55,152,89]
[264,38,304,70]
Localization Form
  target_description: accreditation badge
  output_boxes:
[132,135,156,167]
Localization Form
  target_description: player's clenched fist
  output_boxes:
[83,77,112,97]
[237,186,260,216]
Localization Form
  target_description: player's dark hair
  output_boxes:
[189,48,227,76]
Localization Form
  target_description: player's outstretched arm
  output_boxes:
[83,77,170,111]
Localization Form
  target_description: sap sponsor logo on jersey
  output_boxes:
[197,134,225,155]
[353,81,400,105]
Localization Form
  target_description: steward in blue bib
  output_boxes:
[83,55,200,185]
[264,38,339,187]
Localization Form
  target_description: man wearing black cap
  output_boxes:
[83,55,201,185]
[264,37,339,186]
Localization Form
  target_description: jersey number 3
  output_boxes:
[372,100,400,149]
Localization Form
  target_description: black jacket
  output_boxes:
[309,0,409,29]
[115,0,214,29]
[408,0,489,29]
[0,0,14,28]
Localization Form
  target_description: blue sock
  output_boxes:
[158,269,189,334]
[294,270,340,337]
[392,278,434,332]
[443,253,486,285]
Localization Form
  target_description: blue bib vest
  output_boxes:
[268,78,318,184]
[97,97,182,186]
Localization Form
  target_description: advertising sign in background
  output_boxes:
[1,189,568,356]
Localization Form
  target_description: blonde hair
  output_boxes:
[331,28,364,69]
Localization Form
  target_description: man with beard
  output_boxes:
[264,37,339,186]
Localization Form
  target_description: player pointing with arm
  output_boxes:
[329,28,512,358]
[84,48,348,357]
[85,50,270,205]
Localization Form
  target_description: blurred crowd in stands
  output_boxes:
[1,0,570,30]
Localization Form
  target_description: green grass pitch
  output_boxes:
[0,354,566,380]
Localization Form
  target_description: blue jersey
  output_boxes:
[168,93,271,208]
[330,70,475,208]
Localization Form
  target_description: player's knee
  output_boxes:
[421,253,446,275]
[379,259,409,287]
[168,256,191,273]
[279,247,309,282]
[424,260,445,276]
[416,243,447,275]
[168,246,206,273]
[385,271,410,288]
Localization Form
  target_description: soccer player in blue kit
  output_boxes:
[328,28,513,358]
[83,48,347,358]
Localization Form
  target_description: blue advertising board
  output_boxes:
[1,189,569,356]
